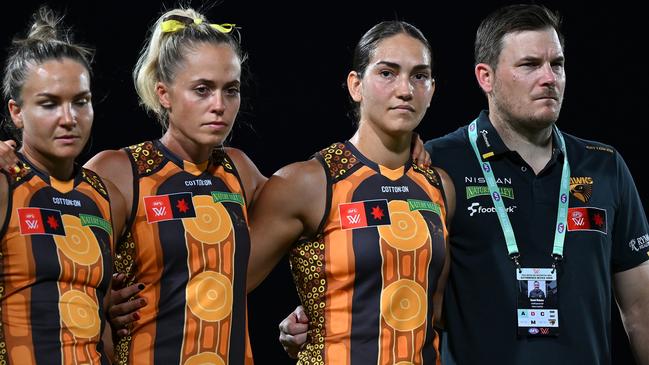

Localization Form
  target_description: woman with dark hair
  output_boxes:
[247,20,455,364]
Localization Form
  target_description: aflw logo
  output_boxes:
[25,219,39,229]
[571,211,585,226]
[152,205,167,217]
[347,213,362,224]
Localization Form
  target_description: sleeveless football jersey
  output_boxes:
[0,155,114,365]
[113,141,252,365]
[290,142,448,365]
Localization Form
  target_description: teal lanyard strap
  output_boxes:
[467,119,570,268]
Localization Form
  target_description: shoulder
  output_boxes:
[431,166,456,224]
[264,158,326,207]
[562,132,618,159]
[223,147,257,172]
[561,132,626,175]
[425,126,470,163]
[85,149,131,174]
[273,158,325,188]
[223,147,267,207]
[84,149,134,213]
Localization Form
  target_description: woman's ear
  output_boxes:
[8,99,23,129]
[347,71,362,103]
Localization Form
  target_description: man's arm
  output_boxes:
[614,261,649,365]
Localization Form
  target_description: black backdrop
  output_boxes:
[3,0,646,363]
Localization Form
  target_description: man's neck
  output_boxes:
[489,111,554,174]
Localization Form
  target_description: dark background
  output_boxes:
[3,0,646,363]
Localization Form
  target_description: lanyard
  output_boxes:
[468,119,570,268]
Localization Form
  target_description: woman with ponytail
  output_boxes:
[0,7,126,364]
[85,7,263,364]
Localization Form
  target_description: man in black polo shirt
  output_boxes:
[278,4,649,365]
[426,4,649,365]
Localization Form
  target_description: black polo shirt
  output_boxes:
[425,110,649,365]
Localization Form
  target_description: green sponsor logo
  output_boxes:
[79,214,112,235]
[211,191,244,205]
[466,186,514,200]
[407,199,441,215]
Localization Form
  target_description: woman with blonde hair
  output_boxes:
[86,7,264,364]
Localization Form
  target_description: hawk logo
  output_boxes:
[570,176,593,203]
[339,199,391,230]
[144,192,196,223]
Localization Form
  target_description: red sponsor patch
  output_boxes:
[567,207,607,234]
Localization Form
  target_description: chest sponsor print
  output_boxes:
[465,185,515,200]
[567,207,607,234]
[339,199,391,230]
[144,192,196,223]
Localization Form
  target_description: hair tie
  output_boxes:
[161,18,236,33]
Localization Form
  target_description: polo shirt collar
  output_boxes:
[473,110,564,164]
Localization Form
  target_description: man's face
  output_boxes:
[490,28,565,130]
[534,281,540,289]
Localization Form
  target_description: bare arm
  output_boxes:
[247,158,326,292]
[432,167,455,328]
[85,150,147,337]
[614,261,649,365]
[84,149,134,218]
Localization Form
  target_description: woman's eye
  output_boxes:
[75,98,90,106]
[195,86,210,96]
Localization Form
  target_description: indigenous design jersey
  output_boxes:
[290,142,448,365]
[0,155,113,365]
[114,141,252,365]
[425,110,649,365]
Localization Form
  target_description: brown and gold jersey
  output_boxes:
[0,155,114,365]
[113,141,252,365]
[290,142,448,365]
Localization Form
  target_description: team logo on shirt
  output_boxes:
[569,176,593,203]
[566,207,606,234]
[144,192,196,223]
[628,233,649,252]
[339,199,391,230]
[18,208,66,236]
